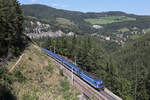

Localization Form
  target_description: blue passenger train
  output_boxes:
[41,48,104,90]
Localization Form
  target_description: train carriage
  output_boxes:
[41,48,104,90]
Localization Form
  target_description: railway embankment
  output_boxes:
[1,44,80,100]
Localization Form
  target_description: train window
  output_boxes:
[71,68,75,71]
[98,81,103,86]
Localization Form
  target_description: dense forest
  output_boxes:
[114,34,150,100]
[0,0,26,99]
[0,0,27,58]
[34,33,150,100]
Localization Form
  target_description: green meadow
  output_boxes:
[85,16,136,25]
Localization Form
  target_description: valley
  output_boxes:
[22,4,150,46]
[1,1,150,100]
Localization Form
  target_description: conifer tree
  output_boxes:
[0,0,24,57]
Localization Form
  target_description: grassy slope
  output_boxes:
[7,44,79,100]
[130,34,145,40]
[145,28,150,33]
[85,16,136,25]
[118,27,129,32]
[56,18,75,25]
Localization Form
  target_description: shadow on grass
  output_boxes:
[0,84,16,100]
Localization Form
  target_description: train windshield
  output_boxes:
[96,80,103,86]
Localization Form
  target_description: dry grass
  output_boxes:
[7,44,79,100]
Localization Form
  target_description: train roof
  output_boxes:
[41,48,102,81]
[63,59,80,70]
[82,70,102,81]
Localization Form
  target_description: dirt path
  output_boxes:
[9,53,24,73]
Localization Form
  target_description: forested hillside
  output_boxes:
[0,0,27,99]
[22,4,92,34]
[34,33,150,100]
[22,4,150,46]
[113,34,150,100]
[0,0,27,58]
[23,16,75,39]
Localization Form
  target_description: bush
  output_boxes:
[45,66,53,73]
[22,93,34,100]
[3,74,13,84]
[22,92,38,100]
[28,57,32,61]
[14,71,26,83]
[63,92,72,100]
[59,69,64,76]
[60,79,70,92]
[0,68,4,77]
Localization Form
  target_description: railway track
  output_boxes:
[43,49,122,100]
[100,91,116,100]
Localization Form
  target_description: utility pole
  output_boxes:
[54,46,56,54]
[49,46,51,51]
[75,56,77,65]
[40,42,41,54]
[72,66,74,85]
[72,56,76,85]
[134,61,137,100]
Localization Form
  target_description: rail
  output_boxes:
[41,48,123,100]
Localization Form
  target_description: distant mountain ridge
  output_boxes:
[22,4,150,44]
[22,4,138,19]
[22,4,141,34]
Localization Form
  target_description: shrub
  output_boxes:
[45,66,53,73]
[14,71,26,83]
[59,69,64,76]
[22,93,34,100]
[60,79,70,92]
[28,57,32,61]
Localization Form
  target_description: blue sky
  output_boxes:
[18,0,150,15]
